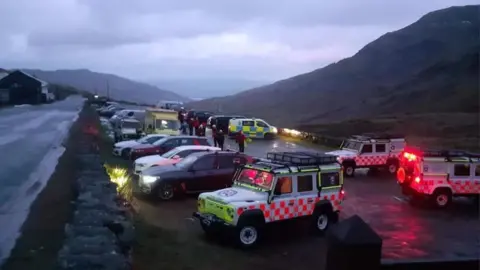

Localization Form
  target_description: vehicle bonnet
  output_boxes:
[205,186,268,204]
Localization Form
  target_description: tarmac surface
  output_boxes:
[0,96,84,261]
[139,130,480,260]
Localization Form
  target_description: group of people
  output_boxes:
[177,108,206,136]
[177,108,247,153]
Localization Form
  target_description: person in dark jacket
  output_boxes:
[178,108,185,124]
[188,115,195,135]
[216,129,225,150]
[235,131,246,153]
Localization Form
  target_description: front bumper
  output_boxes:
[192,212,235,233]
[136,175,153,194]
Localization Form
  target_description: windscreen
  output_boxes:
[234,168,274,191]
[153,137,170,146]
[342,140,362,151]
[155,119,180,130]
[162,148,180,159]
[121,121,140,129]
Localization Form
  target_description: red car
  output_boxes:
[129,135,211,160]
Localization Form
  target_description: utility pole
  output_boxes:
[106,80,110,99]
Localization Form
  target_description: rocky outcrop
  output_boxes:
[56,129,133,269]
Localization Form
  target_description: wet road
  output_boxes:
[128,129,480,260]
[220,135,480,259]
[0,96,84,261]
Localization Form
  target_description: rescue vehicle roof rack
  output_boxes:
[351,133,405,141]
[265,152,337,166]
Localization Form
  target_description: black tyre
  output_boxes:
[121,148,131,158]
[312,209,337,235]
[431,188,452,209]
[386,159,399,175]
[235,222,261,248]
[156,183,175,201]
[343,163,356,177]
[263,133,274,140]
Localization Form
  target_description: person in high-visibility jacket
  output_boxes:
[235,131,246,153]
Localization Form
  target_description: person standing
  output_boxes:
[193,117,200,135]
[216,129,225,150]
[211,124,218,147]
[178,107,185,124]
[235,131,246,153]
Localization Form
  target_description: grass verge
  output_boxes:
[1,105,88,270]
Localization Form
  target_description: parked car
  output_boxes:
[129,135,211,160]
[99,106,125,118]
[113,134,168,157]
[133,145,221,174]
[186,110,213,125]
[137,151,252,200]
[208,114,245,131]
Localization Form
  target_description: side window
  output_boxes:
[146,136,161,144]
[127,112,134,117]
[375,144,386,153]
[180,138,190,145]
[320,172,340,187]
[475,164,480,176]
[242,120,255,126]
[453,164,470,176]
[194,138,211,146]
[274,176,292,194]
[177,150,195,158]
[361,144,373,153]
[297,175,313,192]
[162,139,179,148]
[218,155,235,169]
[256,121,268,128]
[192,156,216,170]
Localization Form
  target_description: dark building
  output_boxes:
[0,70,54,105]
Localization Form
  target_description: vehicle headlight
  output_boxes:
[136,163,145,168]
[226,207,234,218]
[198,198,205,211]
[142,175,158,183]
[271,127,278,133]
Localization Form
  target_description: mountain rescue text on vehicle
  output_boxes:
[326,134,405,177]
[228,118,278,139]
[397,147,480,208]
[193,151,345,248]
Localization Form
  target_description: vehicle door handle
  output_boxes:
[307,199,314,203]
[288,202,294,206]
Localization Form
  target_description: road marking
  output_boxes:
[393,196,407,202]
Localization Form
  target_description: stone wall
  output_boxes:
[56,123,134,269]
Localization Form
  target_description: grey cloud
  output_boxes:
[0,0,477,82]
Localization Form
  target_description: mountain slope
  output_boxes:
[22,69,190,104]
[187,5,480,128]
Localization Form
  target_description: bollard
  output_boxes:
[325,215,383,270]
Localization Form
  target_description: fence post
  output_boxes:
[325,215,383,270]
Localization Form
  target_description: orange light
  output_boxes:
[414,176,421,183]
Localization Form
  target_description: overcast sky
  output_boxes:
[0,0,477,82]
